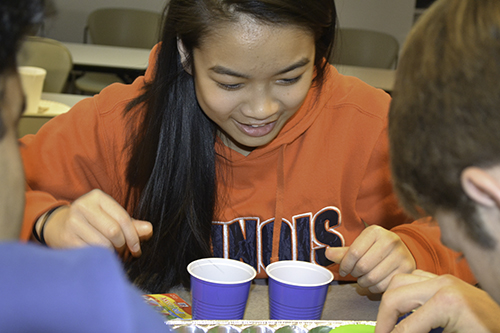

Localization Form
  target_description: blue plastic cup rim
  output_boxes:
[265,260,333,287]
[188,258,257,285]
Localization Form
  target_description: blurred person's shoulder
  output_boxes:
[0,242,172,332]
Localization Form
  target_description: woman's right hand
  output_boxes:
[40,189,153,258]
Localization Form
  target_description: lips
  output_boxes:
[236,121,277,137]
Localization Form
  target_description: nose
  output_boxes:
[243,88,280,120]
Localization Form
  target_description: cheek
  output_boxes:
[4,135,24,199]
[281,80,313,111]
[0,135,25,239]
[435,213,463,252]
[195,79,237,121]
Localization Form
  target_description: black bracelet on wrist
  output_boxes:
[32,206,62,246]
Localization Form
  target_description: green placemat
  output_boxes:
[329,324,375,333]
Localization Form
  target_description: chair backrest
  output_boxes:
[86,8,162,49]
[17,36,73,93]
[330,28,400,69]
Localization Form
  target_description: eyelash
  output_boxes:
[278,75,302,85]
[217,75,303,91]
[217,83,243,91]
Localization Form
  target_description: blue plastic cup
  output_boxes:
[266,260,334,320]
[188,258,257,320]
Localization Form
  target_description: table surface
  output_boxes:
[170,281,381,321]
[41,92,88,107]
[63,42,151,72]
[25,64,395,117]
[19,93,89,137]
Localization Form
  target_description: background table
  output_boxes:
[18,92,88,138]
[335,65,395,93]
[63,42,151,77]
[170,281,381,321]
[62,43,393,92]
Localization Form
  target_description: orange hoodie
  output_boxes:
[20,46,475,283]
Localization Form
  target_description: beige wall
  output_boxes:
[45,0,416,49]
[335,0,417,51]
[44,0,166,43]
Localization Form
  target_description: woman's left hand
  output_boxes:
[325,225,416,293]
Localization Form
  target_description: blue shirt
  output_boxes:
[0,242,173,332]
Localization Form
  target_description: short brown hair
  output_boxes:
[389,0,500,247]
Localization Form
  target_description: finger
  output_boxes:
[412,269,438,279]
[376,278,445,332]
[64,211,116,250]
[349,236,390,278]
[374,308,400,333]
[338,231,377,277]
[391,303,447,333]
[94,194,142,256]
[325,246,350,263]
[355,244,415,292]
[115,241,130,259]
[83,206,127,249]
[125,220,154,258]
[386,273,432,291]
[71,192,129,250]
[359,260,399,293]
[133,219,153,241]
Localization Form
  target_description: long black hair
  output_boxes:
[124,0,337,293]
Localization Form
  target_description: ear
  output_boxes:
[461,166,500,208]
[177,38,192,75]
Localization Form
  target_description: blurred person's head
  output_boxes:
[389,0,500,302]
[0,0,44,239]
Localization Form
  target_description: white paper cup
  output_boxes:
[18,66,46,114]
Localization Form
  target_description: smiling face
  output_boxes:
[191,15,315,156]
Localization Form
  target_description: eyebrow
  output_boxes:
[209,58,311,79]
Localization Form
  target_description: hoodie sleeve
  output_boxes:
[19,46,159,241]
[356,127,412,228]
[19,82,138,241]
[20,96,110,240]
[356,127,476,284]
[393,217,476,283]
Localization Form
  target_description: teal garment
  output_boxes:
[0,243,172,332]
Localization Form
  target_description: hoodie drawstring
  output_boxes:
[270,144,286,263]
